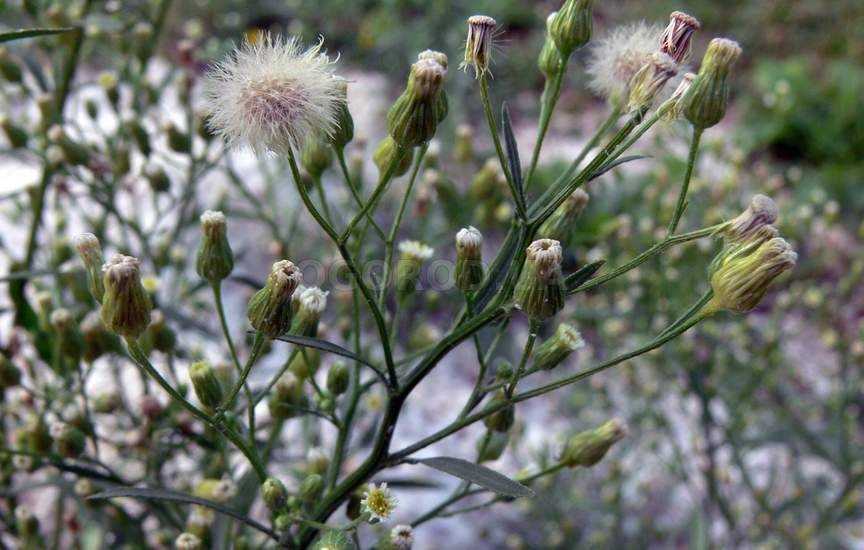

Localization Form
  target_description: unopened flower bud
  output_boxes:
[659,11,701,64]
[462,15,497,78]
[484,391,515,433]
[248,260,302,338]
[329,80,354,150]
[477,430,510,462]
[627,53,678,112]
[682,38,743,130]
[301,132,333,179]
[0,115,28,148]
[288,348,321,379]
[326,361,350,395]
[537,188,589,245]
[373,136,413,178]
[550,0,595,58]
[667,72,696,120]
[455,226,484,292]
[100,254,152,339]
[73,234,105,303]
[390,525,415,550]
[725,194,779,244]
[395,241,433,300]
[561,419,627,467]
[514,239,565,320]
[533,323,584,370]
[291,286,328,337]
[261,477,288,511]
[189,361,224,410]
[312,530,352,550]
[300,473,324,502]
[454,124,474,163]
[539,13,565,79]
[707,237,797,314]
[269,372,306,419]
[196,210,234,283]
[194,478,237,503]
[307,446,330,475]
[387,58,447,147]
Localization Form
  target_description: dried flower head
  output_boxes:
[627,52,678,112]
[100,254,152,339]
[667,72,696,119]
[203,34,342,154]
[390,524,415,549]
[247,260,303,338]
[462,15,497,78]
[361,482,397,523]
[514,239,566,320]
[587,22,663,106]
[660,11,701,64]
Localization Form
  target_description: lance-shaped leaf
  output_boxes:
[501,102,525,211]
[589,155,650,181]
[472,224,524,313]
[409,457,535,498]
[88,486,277,539]
[565,260,606,294]
[0,27,76,44]
[269,333,387,383]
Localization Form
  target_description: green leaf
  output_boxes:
[501,102,525,209]
[0,27,76,44]
[589,155,650,181]
[269,333,387,381]
[565,260,606,294]
[88,486,277,539]
[473,224,523,313]
[411,457,535,498]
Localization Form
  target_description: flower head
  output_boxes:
[681,38,743,129]
[562,419,627,468]
[708,237,796,314]
[196,210,234,283]
[514,239,566,320]
[587,22,663,106]
[455,226,484,292]
[462,15,497,78]
[361,482,397,522]
[203,34,342,154]
[390,525,415,549]
[659,11,701,64]
[726,194,780,243]
[101,254,152,338]
[247,260,303,338]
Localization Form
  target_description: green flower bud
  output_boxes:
[52,422,86,458]
[145,164,171,193]
[477,430,509,462]
[538,13,565,79]
[626,53,678,113]
[330,80,354,150]
[288,349,321,379]
[312,530,353,550]
[189,361,224,410]
[455,226,484,292]
[269,372,306,419]
[47,124,90,165]
[533,323,584,371]
[300,473,324,502]
[175,532,203,550]
[373,136,412,178]
[682,38,743,130]
[725,195,779,244]
[301,132,333,179]
[387,58,447,147]
[247,260,303,338]
[550,0,594,58]
[145,310,176,353]
[659,11,701,64]
[125,118,152,156]
[561,419,627,467]
[0,354,22,390]
[395,240,433,301]
[707,237,796,314]
[196,210,234,283]
[484,391,515,433]
[514,239,566,320]
[537,188,589,245]
[100,254,152,339]
[291,286,328,337]
[0,115,28,148]
[261,477,288,511]
[666,72,696,120]
[21,416,52,454]
[462,15,497,78]
[194,478,236,503]
[454,124,474,163]
[50,308,83,361]
[326,361,350,395]
[164,121,192,154]
[307,447,330,475]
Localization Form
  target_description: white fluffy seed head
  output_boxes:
[587,22,663,104]
[203,34,342,154]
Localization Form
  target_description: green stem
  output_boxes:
[505,319,539,398]
[339,147,408,244]
[219,332,266,416]
[334,147,386,240]
[667,126,704,236]
[525,71,566,190]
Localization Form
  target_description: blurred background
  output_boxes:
[1,0,863,548]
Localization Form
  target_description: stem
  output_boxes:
[479,75,526,219]
[334,147,386,241]
[339,147,408,244]
[458,295,492,419]
[667,126,704,236]
[525,71,566,190]
[505,320,539,398]
[219,332,266,416]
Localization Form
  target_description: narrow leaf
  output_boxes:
[472,225,521,312]
[501,102,525,208]
[0,27,76,44]
[270,333,378,371]
[589,155,650,181]
[565,260,606,294]
[88,487,277,539]
[412,457,535,498]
